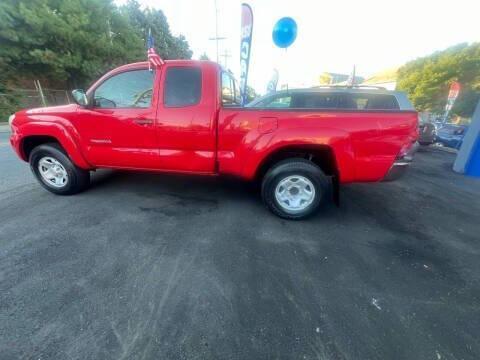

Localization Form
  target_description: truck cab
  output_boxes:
[76,60,221,173]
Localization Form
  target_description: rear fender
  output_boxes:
[242,127,355,183]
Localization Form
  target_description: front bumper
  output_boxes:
[383,141,419,181]
[9,123,25,161]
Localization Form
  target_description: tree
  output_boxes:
[397,43,480,118]
[120,0,192,60]
[0,0,192,89]
[0,76,19,120]
[246,85,258,103]
[0,0,142,88]
[199,52,210,61]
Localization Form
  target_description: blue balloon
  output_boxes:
[272,17,297,48]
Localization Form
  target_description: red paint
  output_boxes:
[10,60,418,183]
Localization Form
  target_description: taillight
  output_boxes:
[416,114,421,136]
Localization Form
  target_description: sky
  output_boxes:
[117,0,480,93]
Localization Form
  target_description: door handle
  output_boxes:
[133,118,153,126]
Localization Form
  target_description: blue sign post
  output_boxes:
[240,4,253,106]
[466,137,480,176]
[453,99,480,177]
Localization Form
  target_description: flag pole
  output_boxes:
[146,27,164,70]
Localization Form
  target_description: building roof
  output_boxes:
[362,67,399,85]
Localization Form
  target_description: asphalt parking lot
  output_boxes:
[1,131,480,360]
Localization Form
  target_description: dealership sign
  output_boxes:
[445,81,461,112]
[266,69,279,94]
[240,3,253,105]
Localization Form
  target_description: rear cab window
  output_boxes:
[164,66,202,107]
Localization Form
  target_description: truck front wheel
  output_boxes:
[29,143,90,195]
[261,158,329,220]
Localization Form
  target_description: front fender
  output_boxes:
[241,127,356,182]
[15,118,92,169]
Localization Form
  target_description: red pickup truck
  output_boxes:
[9,59,418,219]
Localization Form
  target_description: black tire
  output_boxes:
[261,158,329,220]
[29,143,90,195]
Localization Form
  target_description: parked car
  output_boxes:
[9,61,418,219]
[246,87,414,111]
[418,118,437,145]
[435,124,468,149]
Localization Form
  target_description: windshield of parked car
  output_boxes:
[439,125,467,135]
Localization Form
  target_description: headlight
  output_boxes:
[8,114,15,126]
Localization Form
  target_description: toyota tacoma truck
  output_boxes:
[9,59,418,219]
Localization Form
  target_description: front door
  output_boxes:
[75,68,159,169]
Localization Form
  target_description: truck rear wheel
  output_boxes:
[29,143,90,195]
[261,158,329,220]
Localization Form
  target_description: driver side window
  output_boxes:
[94,70,154,108]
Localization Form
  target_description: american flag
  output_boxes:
[148,48,163,67]
[147,28,164,68]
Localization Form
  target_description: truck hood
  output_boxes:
[24,104,79,115]
[13,104,79,127]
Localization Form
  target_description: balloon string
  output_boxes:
[285,48,288,91]
[285,47,290,93]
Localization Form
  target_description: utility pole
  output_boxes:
[106,19,113,45]
[209,0,226,63]
[220,49,231,68]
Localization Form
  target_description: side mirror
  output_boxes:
[71,89,88,107]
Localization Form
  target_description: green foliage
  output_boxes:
[199,52,210,61]
[246,86,258,103]
[0,0,192,89]
[0,79,20,121]
[120,0,192,61]
[397,43,480,118]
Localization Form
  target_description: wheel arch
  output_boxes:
[18,122,92,169]
[22,135,61,160]
[255,144,339,181]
